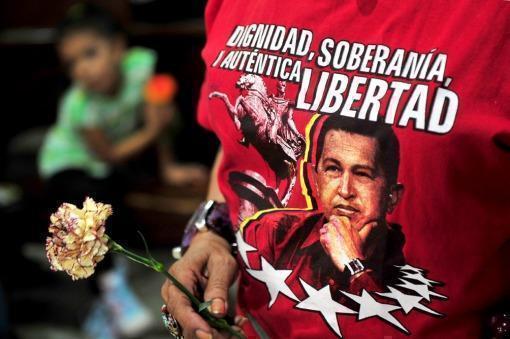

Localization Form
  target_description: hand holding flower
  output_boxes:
[45,197,245,338]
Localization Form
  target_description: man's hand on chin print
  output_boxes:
[319,216,379,273]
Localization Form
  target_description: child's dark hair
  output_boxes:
[56,2,124,43]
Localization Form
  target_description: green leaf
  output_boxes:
[198,300,212,313]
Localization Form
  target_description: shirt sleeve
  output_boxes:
[241,216,276,267]
[195,0,225,132]
[122,47,157,84]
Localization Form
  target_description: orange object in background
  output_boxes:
[144,74,178,104]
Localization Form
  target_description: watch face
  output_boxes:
[346,259,365,275]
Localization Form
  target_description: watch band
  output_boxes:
[205,202,233,242]
[172,200,235,259]
[345,258,366,276]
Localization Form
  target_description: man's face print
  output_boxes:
[316,129,389,230]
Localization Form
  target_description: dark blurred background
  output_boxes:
[0,1,217,338]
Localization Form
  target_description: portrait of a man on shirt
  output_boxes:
[242,115,406,295]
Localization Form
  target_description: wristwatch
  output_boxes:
[172,200,235,259]
[344,258,366,276]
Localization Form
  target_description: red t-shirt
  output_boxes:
[196,1,510,337]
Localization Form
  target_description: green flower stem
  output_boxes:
[107,238,245,339]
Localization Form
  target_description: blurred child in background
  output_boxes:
[38,3,205,338]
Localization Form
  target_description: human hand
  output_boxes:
[161,231,245,338]
[319,216,379,272]
[144,103,173,136]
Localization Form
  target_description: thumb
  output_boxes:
[203,253,238,318]
[330,214,350,227]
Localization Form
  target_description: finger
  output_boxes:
[203,253,239,318]
[329,215,351,232]
[330,214,350,225]
[195,328,214,339]
[234,315,248,327]
[213,326,246,339]
[328,218,350,241]
[228,326,246,339]
[329,214,340,223]
[211,328,229,339]
[198,273,209,291]
[323,223,339,241]
[162,267,212,338]
[167,284,213,338]
[320,234,332,253]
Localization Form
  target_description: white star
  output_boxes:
[295,279,356,337]
[377,286,442,316]
[246,256,299,307]
[236,231,257,268]
[402,271,441,287]
[341,289,409,334]
[396,264,425,274]
[396,279,448,301]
